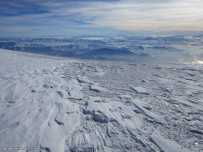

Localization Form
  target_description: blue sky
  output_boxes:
[0,0,203,37]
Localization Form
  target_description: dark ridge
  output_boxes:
[79,48,134,56]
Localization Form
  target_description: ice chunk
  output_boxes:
[130,86,149,95]
[89,84,107,92]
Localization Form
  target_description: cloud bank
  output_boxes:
[0,0,203,36]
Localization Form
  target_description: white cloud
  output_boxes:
[41,0,203,31]
[1,0,203,33]
[80,0,203,31]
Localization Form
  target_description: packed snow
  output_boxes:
[0,49,202,152]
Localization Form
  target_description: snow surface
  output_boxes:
[0,49,203,152]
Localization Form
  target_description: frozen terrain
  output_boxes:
[0,48,203,152]
[0,35,203,63]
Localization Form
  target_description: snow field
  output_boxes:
[0,49,203,152]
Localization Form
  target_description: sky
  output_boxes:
[0,0,203,37]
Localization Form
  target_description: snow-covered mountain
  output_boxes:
[0,36,202,63]
[0,48,202,152]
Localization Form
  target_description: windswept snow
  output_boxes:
[0,49,203,152]
[150,132,190,152]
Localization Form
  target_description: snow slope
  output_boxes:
[0,49,202,152]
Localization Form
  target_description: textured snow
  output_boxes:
[0,49,203,152]
[150,132,189,152]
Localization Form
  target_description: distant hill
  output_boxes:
[0,41,17,49]
[78,48,134,57]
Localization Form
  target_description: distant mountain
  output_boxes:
[147,46,174,50]
[0,36,199,63]
[0,41,17,48]
[134,46,144,50]
[144,36,187,44]
[78,48,134,58]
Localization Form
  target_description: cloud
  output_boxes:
[0,0,203,36]
[38,0,203,31]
